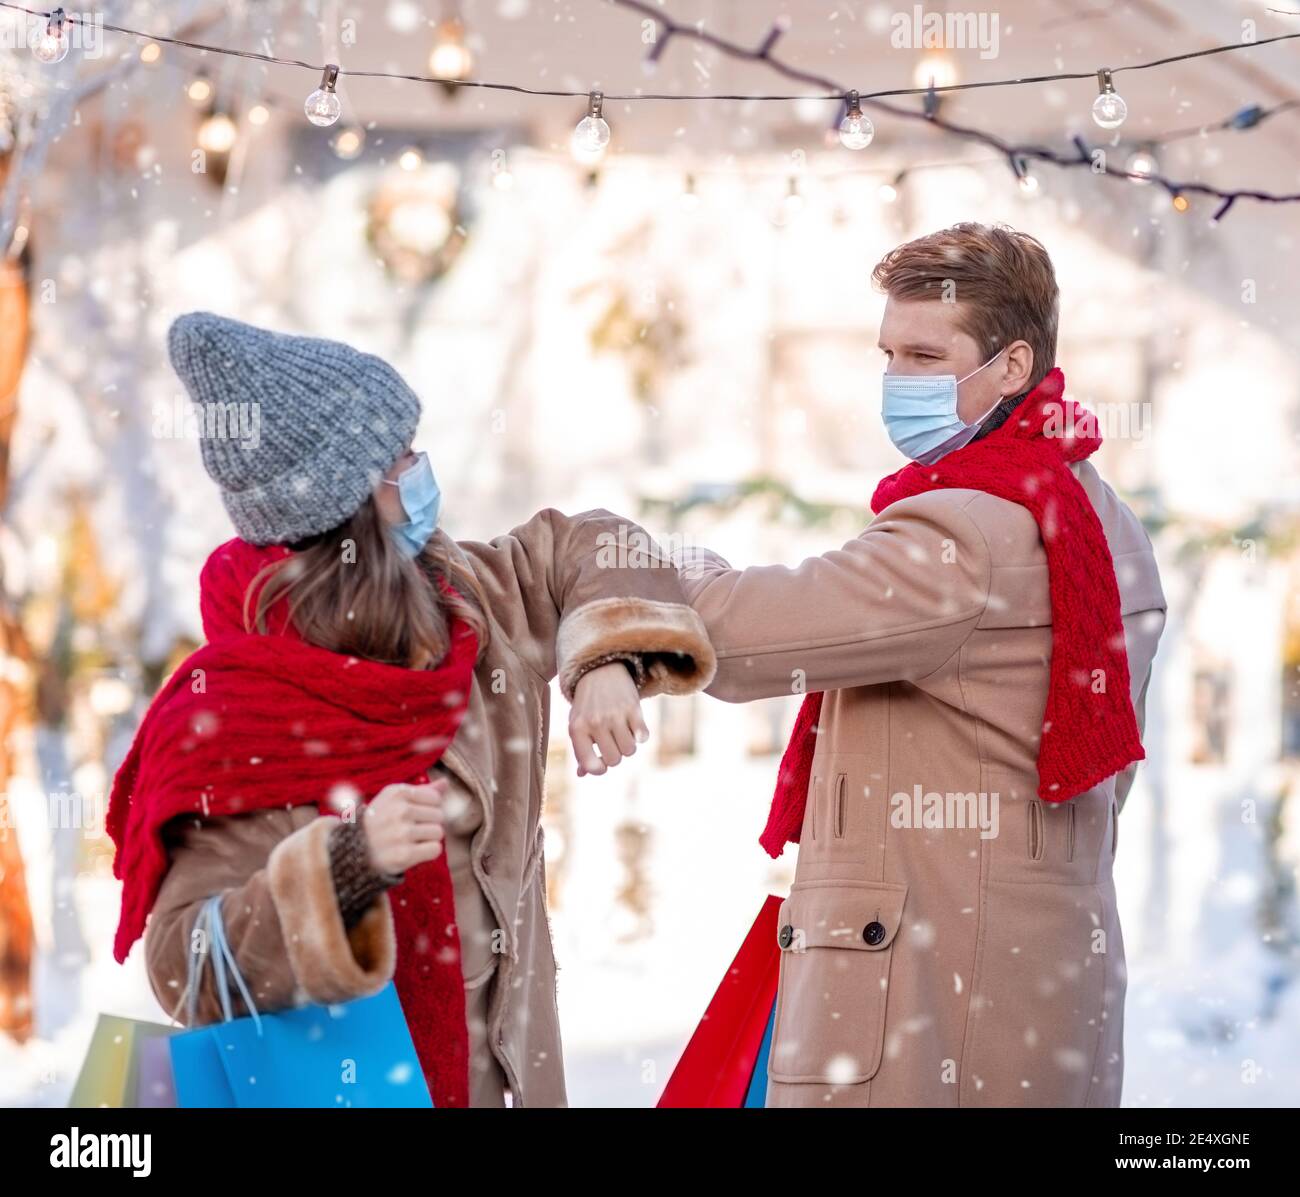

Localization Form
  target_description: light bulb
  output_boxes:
[573,116,610,152]
[913,52,958,91]
[197,112,238,155]
[1126,148,1156,184]
[428,19,473,83]
[247,104,270,127]
[1018,173,1040,196]
[1092,92,1127,129]
[1092,69,1127,129]
[878,181,899,204]
[783,176,804,213]
[30,7,71,63]
[838,90,874,150]
[572,90,610,158]
[680,174,699,210]
[387,1,422,33]
[331,126,365,159]
[305,64,343,127]
[187,78,213,105]
[398,146,424,171]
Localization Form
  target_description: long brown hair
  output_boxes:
[244,496,491,669]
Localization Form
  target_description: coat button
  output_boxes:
[862,921,886,946]
[777,924,794,949]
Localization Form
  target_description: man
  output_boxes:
[676,223,1165,1107]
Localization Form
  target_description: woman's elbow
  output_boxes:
[143,907,199,1024]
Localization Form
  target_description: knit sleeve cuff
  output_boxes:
[568,652,649,694]
[328,818,404,931]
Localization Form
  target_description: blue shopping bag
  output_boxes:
[169,893,433,1108]
[742,998,776,1108]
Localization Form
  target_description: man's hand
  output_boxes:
[569,661,649,777]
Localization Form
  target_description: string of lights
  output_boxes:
[611,0,1300,221]
[223,82,1011,212]
[4,1,1300,220]
[243,76,1297,210]
[1149,98,1300,145]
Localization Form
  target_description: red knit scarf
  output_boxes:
[760,367,1144,858]
[108,537,477,1107]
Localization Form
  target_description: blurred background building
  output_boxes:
[0,0,1298,1106]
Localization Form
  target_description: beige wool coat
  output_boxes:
[677,459,1165,1107]
[141,509,716,1108]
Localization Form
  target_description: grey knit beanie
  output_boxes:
[166,311,421,545]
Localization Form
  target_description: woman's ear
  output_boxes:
[374,474,405,526]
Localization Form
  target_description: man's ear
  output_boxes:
[1003,340,1035,395]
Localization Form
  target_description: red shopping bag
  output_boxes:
[658,895,782,1107]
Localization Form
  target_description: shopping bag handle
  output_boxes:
[185,893,264,1036]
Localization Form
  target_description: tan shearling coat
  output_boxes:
[141,509,716,1108]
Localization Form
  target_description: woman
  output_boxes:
[107,311,716,1107]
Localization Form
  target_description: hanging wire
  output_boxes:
[3,0,1300,213]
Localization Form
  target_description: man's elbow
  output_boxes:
[702,664,753,704]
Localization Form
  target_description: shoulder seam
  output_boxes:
[912,498,993,685]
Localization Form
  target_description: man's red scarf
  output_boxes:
[108,537,478,1107]
[760,367,1144,858]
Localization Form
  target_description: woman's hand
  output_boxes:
[569,661,649,777]
[362,777,448,873]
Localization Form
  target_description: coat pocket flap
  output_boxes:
[777,880,908,954]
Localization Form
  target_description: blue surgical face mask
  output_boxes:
[381,451,441,558]
[881,347,1007,465]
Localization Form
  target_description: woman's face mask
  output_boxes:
[881,346,1007,465]
[381,450,442,558]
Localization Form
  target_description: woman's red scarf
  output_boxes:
[108,537,478,1107]
[760,367,1144,858]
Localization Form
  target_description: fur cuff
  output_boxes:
[557,596,717,701]
[267,816,396,1005]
